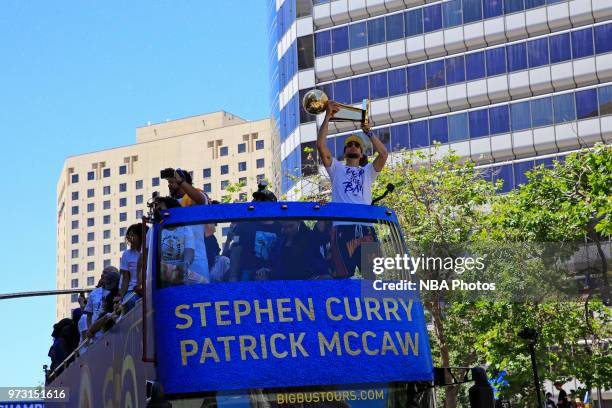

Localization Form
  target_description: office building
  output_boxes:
[56,112,273,319]
[268,0,612,196]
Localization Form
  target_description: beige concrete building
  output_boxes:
[56,111,273,319]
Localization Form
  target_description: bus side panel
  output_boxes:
[46,301,156,407]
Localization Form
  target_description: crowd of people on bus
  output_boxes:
[47,99,389,379]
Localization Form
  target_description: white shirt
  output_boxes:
[160,226,209,284]
[119,249,140,291]
[325,158,379,205]
[84,287,110,323]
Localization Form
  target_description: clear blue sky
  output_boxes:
[0,1,269,386]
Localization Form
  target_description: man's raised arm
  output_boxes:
[317,101,339,168]
[362,124,388,172]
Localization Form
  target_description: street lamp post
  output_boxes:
[518,328,543,408]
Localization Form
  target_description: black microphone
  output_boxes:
[371,183,395,205]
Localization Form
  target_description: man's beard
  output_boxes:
[345,152,360,159]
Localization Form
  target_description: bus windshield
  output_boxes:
[157,217,408,286]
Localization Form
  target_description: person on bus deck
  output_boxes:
[205,223,230,282]
[316,101,387,277]
[116,223,148,313]
[256,221,331,281]
[84,266,119,340]
[166,168,209,207]
[228,184,281,281]
[150,197,210,285]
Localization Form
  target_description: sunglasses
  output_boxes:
[345,141,361,148]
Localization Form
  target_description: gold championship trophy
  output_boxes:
[302,89,370,126]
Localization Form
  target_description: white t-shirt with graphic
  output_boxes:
[84,287,110,323]
[160,226,209,284]
[325,158,379,205]
[119,249,140,292]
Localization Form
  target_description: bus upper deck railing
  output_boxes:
[45,291,140,384]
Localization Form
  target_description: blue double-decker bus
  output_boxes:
[46,201,434,407]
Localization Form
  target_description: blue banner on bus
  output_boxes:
[154,279,433,394]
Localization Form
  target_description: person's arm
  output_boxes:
[317,101,340,168]
[362,124,388,172]
[118,270,129,298]
[172,171,207,205]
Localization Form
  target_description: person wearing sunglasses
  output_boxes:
[316,100,389,277]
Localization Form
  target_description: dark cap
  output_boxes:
[252,181,278,202]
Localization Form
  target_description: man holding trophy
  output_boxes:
[306,91,388,205]
[304,90,388,277]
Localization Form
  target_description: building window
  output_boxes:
[87,203,94,212]
[486,47,506,76]
[87,277,95,286]
[257,174,265,182]
[408,65,425,92]
[256,159,265,168]
[87,218,94,227]
[71,264,78,273]
[298,34,315,70]
[135,180,143,189]
[120,242,127,252]
[104,244,111,254]
[136,194,143,204]
[87,232,95,241]
[119,183,127,192]
[71,220,79,229]
[119,165,127,175]
[103,229,111,239]
[87,262,95,271]
[221,180,229,190]
[448,113,469,142]
[71,279,78,288]
[220,146,228,156]
[238,143,246,153]
[511,101,531,131]
[152,177,160,187]
[203,168,211,178]
[103,168,110,178]
[71,206,79,215]
[119,197,127,207]
[120,227,126,237]
[220,165,229,175]
[239,192,247,201]
[120,212,127,222]
[531,97,553,127]
[72,235,79,244]
[238,162,247,172]
[466,51,485,80]
[103,186,111,195]
[104,259,111,267]
[553,93,576,124]
[571,27,594,59]
[256,140,264,150]
[405,8,423,37]
[507,42,527,72]
[136,210,143,219]
[71,249,79,258]
[203,183,211,193]
[71,174,79,183]
[87,247,95,256]
[87,171,95,181]
[71,191,79,200]
[238,177,247,185]
[103,200,111,210]
[527,38,549,68]
[575,88,598,120]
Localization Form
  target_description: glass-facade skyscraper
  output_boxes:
[268,0,612,196]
